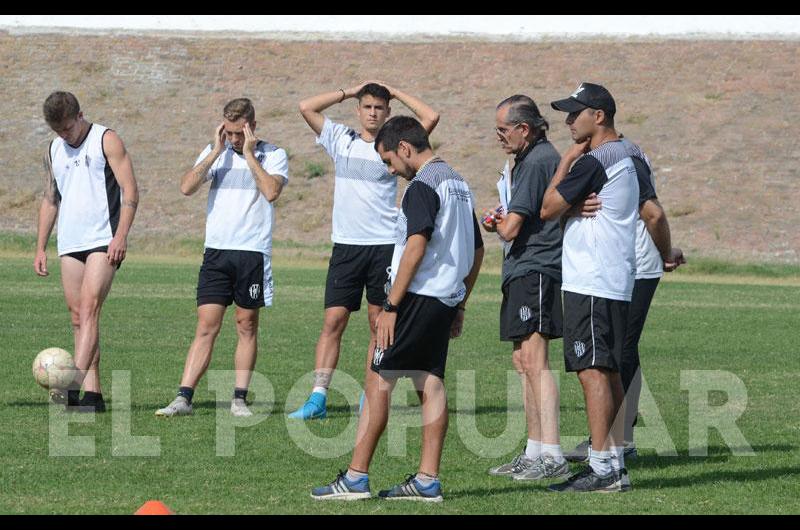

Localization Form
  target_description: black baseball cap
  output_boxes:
[551,82,616,116]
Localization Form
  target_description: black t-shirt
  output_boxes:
[503,139,563,284]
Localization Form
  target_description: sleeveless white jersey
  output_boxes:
[49,124,120,256]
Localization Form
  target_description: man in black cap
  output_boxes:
[541,82,649,492]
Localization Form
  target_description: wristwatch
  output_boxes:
[382,299,399,313]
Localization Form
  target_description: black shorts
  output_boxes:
[196,248,273,309]
[324,243,394,311]
[563,291,629,373]
[500,271,563,341]
[370,292,458,380]
[63,245,121,269]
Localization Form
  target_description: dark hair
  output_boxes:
[497,94,549,136]
[374,116,431,153]
[223,98,256,123]
[356,83,391,105]
[598,110,615,128]
[43,91,81,124]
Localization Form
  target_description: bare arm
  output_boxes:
[639,198,685,271]
[34,151,59,276]
[376,234,428,350]
[243,123,285,203]
[377,82,440,134]
[494,211,525,242]
[299,82,367,136]
[541,141,590,221]
[181,123,225,196]
[103,130,139,266]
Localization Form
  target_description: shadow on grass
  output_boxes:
[630,445,798,469]
[446,483,550,499]
[634,464,800,489]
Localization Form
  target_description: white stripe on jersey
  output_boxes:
[317,118,397,245]
[196,141,289,255]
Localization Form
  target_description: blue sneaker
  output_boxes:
[311,470,371,501]
[357,391,366,416]
[378,474,443,502]
[288,391,327,420]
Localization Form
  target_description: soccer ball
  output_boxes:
[32,348,76,390]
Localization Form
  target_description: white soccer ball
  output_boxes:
[32,348,76,390]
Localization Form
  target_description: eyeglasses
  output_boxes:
[495,122,523,137]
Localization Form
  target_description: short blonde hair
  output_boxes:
[223,98,255,123]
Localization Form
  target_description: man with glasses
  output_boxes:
[483,95,568,481]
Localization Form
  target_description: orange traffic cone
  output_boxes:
[135,500,174,515]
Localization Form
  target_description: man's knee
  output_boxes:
[78,297,103,322]
[236,312,259,338]
[321,311,349,338]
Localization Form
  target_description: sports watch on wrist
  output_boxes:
[382,299,398,313]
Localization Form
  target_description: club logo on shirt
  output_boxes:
[574,341,587,358]
[519,305,532,323]
[249,284,261,300]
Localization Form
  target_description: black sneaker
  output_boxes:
[564,437,591,463]
[77,395,106,413]
[547,465,622,493]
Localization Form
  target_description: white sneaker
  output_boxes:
[49,389,67,405]
[155,395,193,417]
[230,398,253,417]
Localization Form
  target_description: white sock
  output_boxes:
[415,472,438,486]
[542,443,565,463]
[589,448,613,476]
[311,386,328,397]
[346,468,368,482]
[525,439,542,459]
[611,446,625,472]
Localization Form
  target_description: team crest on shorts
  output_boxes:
[519,305,532,322]
[373,347,384,366]
[573,341,587,358]
[249,283,261,300]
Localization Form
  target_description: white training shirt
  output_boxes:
[620,139,664,280]
[316,118,397,245]
[195,141,288,255]
[557,141,640,302]
[50,124,120,256]
[390,158,482,307]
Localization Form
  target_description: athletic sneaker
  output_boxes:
[513,454,571,481]
[155,395,193,417]
[618,467,632,492]
[79,394,106,413]
[49,389,67,405]
[547,465,623,493]
[230,398,253,417]
[488,452,533,476]
[378,474,443,502]
[311,470,371,501]
[623,443,638,461]
[357,391,366,416]
[564,437,591,463]
[288,391,327,420]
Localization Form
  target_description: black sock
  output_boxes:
[178,386,194,403]
[234,388,248,401]
[82,391,103,403]
[67,390,80,406]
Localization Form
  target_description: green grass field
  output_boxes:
[1,253,799,514]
